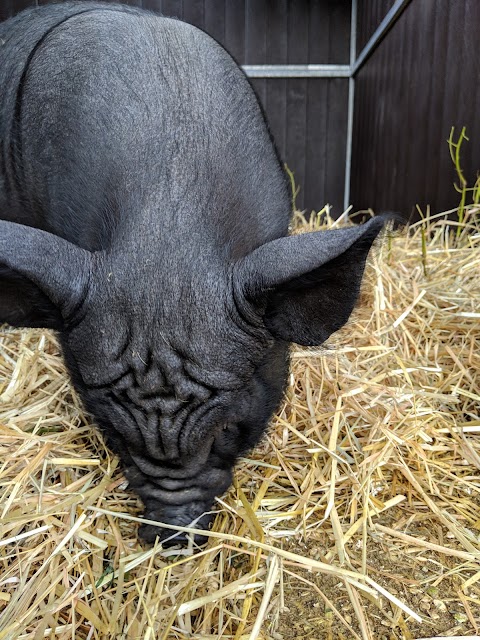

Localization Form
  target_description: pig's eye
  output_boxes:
[223,424,228,431]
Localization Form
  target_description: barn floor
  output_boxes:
[0,206,479,639]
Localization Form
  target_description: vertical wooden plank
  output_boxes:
[158,0,182,19]
[285,79,307,211]
[364,61,377,209]
[324,78,348,214]
[181,0,204,31]
[266,0,287,65]
[1,0,13,20]
[245,0,266,65]
[396,0,423,218]
[327,0,350,64]
[422,1,447,211]
[264,2,288,163]
[141,0,163,12]
[284,2,308,210]
[304,79,327,212]
[305,1,329,211]
[384,5,405,213]
[286,0,309,64]
[463,0,480,188]
[87,0,144,7]
[224,0,245,63]
[435,0,465,209]
[204,0,225,48]
[308,0,330,63]
[245,0,266,108]
[3,0,36,16]
[408,1,436,208]
[390,3,414,217]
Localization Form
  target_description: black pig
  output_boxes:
[0,2,386,545]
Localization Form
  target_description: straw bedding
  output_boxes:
[0,206,479,639]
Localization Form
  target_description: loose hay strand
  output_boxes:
[1,205,480,638]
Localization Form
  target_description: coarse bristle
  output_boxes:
[0,206,479,640]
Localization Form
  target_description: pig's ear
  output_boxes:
[0,221,91,329]
[237,217,386,346]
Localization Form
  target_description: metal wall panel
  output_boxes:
[350,0,480,219]
[0,0,351,215]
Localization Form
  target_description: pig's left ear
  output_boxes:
[237,217,386,346]
[0,220,92,328]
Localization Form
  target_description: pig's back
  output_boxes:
[0,3,289,250]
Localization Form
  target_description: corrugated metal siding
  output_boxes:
[351,0,480,219]
[356,0,395,56]
[0,0,351,215]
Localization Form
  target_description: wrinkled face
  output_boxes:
[2,204,383,545]
[2,209,384,545]
[60,290,289,545]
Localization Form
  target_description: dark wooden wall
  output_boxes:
[245,1,350,217]
[356,0,395,55]
[351,0,480,219]
[5,1,475,219]
[0,0,352,216]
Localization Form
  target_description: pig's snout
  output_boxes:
[139,502,216,547]
[135,466,232,546]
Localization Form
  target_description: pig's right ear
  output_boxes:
[0,221,92,330]
[236,217,386,346]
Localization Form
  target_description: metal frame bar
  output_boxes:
[243,1,412,81]
[242,1,414,211]
[242,64,350,79]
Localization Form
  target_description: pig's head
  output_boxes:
[0,216,385,545]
